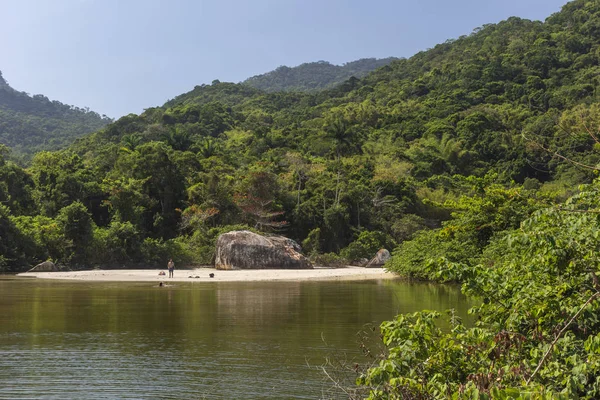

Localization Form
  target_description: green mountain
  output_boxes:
[242,58,397,92]
[0,70,112,160]
[0,71,9,89]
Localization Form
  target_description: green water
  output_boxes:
[0,277,472,399]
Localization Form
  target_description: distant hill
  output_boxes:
[242,58,397,92]
[0,70,112,161]
[0,72,10,89]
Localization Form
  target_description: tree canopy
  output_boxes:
[2,0,600,274]
[243,58,398,93]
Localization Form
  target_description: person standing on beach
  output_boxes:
[168,259,174,278]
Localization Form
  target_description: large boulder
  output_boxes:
[215,230,313,270]
[27,261,58,272]
[349,258,369,267]
[365,249,391,268]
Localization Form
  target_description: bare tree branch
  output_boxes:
[526,291,600,385]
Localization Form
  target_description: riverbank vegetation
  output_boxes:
[355,179,600,398]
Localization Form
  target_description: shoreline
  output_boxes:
[17,266,397,283]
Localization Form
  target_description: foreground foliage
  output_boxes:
[356,181,600,398]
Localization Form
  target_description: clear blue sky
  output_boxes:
[1,0,569,118]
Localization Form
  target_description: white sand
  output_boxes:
[18,267,396,282]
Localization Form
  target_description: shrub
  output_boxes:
[92,220,141,266]
[357,180,600,398]
[302,227,321,255]
[340,230,396,261]
[311,252,346,268]
[140,238,184,268]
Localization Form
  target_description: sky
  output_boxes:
[1,0,570,118]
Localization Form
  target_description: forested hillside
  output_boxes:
[242,58,397,92]
[3,0,600,273]
[0,70,111,160]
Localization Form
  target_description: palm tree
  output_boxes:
[120,133,142,153]
[198,138,220,158]
[324,117,355,206]
[161,127,192,151]
[325,118,354,161]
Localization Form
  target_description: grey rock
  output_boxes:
[349,258,369,267]
[365,249,391,268]
[215,230,313,270]
[28,261,58,272]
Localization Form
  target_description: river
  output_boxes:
[0,276,471,399]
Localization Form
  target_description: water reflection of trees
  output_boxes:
[1,278,475,400]
[216,283,302,325]
[3,279,473,350]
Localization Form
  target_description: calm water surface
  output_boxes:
[0,276,471,399]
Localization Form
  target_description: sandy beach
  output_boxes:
[17,266,396,282]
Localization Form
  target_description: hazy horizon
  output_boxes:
[2,0,569,118]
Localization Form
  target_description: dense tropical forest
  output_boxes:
[0,70,112,161]
[3,0,600,396]
[242,58,398,92]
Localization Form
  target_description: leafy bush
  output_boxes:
[340,230,396,261]
[140,238,185,268]
[92,220,141,266]
[387,184,543,280]
[357,180,600,398]
[56,201,94,266]
[389,213,428,242]
[0,205,31,271]
[12,215,67,264]
[310,252,346,268]
[386,229,460,280]
[301,228,321,256]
